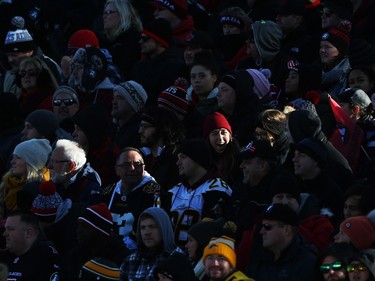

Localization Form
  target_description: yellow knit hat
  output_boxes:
[202,235,236,268]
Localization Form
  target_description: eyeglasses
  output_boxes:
[347,263,367,273]
[103,10,118,16]
[140,35,151,42]
[320,10,333,17]
[320,261,343,273]
[53,99,76,106]
[115,161,144,169]
[18,69,39,77]
[49,158,71,165]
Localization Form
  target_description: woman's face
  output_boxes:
[347,261,370,281]
[209,128,231,154]
[320,41,340,67]
[217,82,236,114]
[348,69,374,94]
[285,70,299,95]
[19,63,38,90]
[222,24,241,35]
[190,65,217,96]
[185,235,199,259]
[321,255,347,281]
[10,155,27,177]
[103,2,120,31]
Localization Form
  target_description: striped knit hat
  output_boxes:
[203,235,236,268]
[78,203,113,236]
[80,257,120,281]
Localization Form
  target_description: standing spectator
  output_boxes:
[106,147,162,250]
[120,207,184,280]
[0,210,60,280]
[139,106,185,190]
[102,0,142,79]
[73,104,120,187]
[129,18,185,105]
[48,139,102,205]
[152,0,195,43]
[320,27,351,96]
[167,138,232,246]
[111,81,148,149]
[16,56,59,119]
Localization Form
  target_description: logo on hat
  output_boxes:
[322,32,329,40]
[244,141,256,153]
[209,243,219,249]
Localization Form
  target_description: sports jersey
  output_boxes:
[168,177,232,245]
[107,172,161,248]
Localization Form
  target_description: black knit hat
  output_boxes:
[295,137,328,169]
[321,27,350,55]
[178,138,212,170]
[263,203,299,226]
[154,253,198,281]
[80,257,120,281]
[287,109,322,143]
[269,172,301,204]
[188,218,225,249]
[142,18,172,48]
[26,109,59,137]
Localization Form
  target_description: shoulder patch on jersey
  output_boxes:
[143,181,160,193]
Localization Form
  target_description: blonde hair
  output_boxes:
[104,0,142,41]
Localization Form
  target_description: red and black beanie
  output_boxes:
[321,27,350,55]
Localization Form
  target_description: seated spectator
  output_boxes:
[154,252,198,281]
[347,249,375,281]
[157,85,190,122]
[80,257,121,281]
[0,139,52,215]
[347,66,375,99]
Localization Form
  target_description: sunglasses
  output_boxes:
[18,69,38,77]
[320,261,343,273]
[115,161,144,169]
[53,99,76,106]
[347,263,367,273]
[320,10,333,17]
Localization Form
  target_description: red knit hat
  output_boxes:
[68,29,99,50]
[158,86,189,115]
[203,112,232,137]
[78,203,113,236]
[340,216,375,250]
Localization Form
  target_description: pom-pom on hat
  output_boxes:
[340,216,375,250]
[114,81,148,113]
[321,27,350,55]
[80,257,120,281]
[158,86,189,115]
[13,139,52,171]
[31,181,63,222]
[178,138,212,170]
[78,203,113,237]
[68,29,99,51]
[203,112,232,138]
[263,203,299,226]
[203,235,236,268]
[4,16,35,53]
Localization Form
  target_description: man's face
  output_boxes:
[72,124,89,149]
[343,195,362,219]
[176,153,198,180]
[21,121,43,140]
[153,6,175,23]
[112,91,133,119]
[292,150,318,178]
[3,215,28,256]
[276,14,300,34]
[115,150,145,188]
[139,34,159,57]
[216,82,236,114]
[321,255,346,281]
[239,157,262,186]
[184,46,201,66]
[53,93,79,121]
[139,121,158,147]
[6,51,32,71]
[272,193,299,212]
[205,254,233,281]
[321,8,341,30]
[48,147,71,184]
[260,219,286,250]
[140,217,162,249]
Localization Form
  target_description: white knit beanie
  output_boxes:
[113,81,148,113]
[13,139,52,171]
[246,68,271,99]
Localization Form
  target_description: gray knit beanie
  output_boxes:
[114,81,148,113]
[13,139,52,171]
